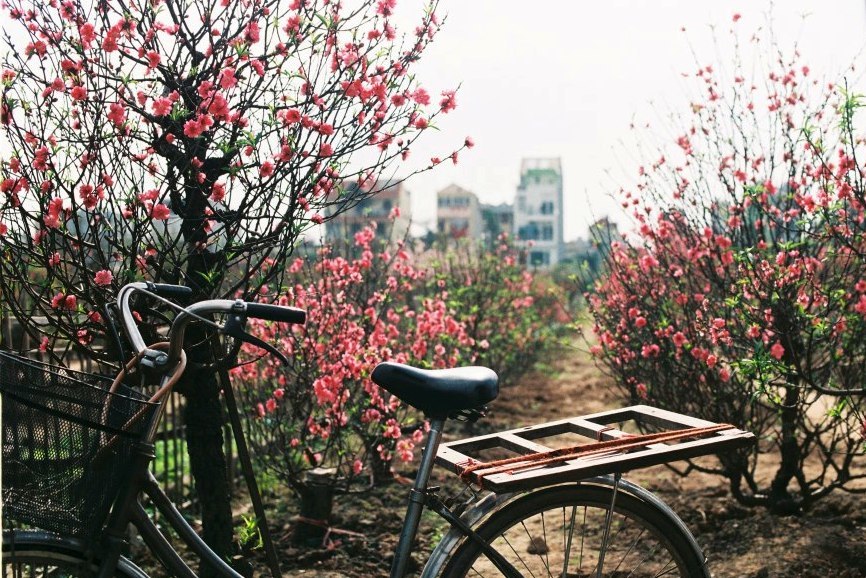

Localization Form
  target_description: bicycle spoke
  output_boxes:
[539,511,552,577]
[562,505,577,577]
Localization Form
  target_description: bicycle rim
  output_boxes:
[440,484,707,577]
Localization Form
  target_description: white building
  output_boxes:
[437,184,482,240]
[514,158,564,266]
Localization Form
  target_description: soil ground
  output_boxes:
[247,343,866,577]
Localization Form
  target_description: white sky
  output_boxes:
[397,0,866,240]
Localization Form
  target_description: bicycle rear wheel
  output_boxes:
[2,531,147,578]
[440,484,708,577]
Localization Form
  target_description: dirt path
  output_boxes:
[270,341,866,577]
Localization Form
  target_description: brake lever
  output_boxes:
[222,313,289,366]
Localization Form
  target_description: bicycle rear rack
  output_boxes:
[437,405,755,492]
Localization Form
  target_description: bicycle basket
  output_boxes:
[0,351,159,538]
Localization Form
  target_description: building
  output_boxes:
[436,184,482,240]
[514,158,564,266]
[480,203,514,245]
[326,180,411,242]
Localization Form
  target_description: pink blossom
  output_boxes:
[71,86,87,101]
[152,97,172,116]
[151,203,171,220]
[79,23,95,48]
[219,68,238,89]
[376,0,396,16]
[319,143,333,157]
[770,342,785,361]
[260,161,275,178]
[183,119,205,138]
[94,269,113,286]
[107,102,126,126]
[245,21,261,44]
[439,89,457,113]
[464,136,474,148]
[410,87,430,105]
[146,51,161,69]
[672,331,687,347]
[210,182,226,203]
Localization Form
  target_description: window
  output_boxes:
[541,224,554,241]
[540,201,554,215]
[530,251,550,266]
[518,223,539,241]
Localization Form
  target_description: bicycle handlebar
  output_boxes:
[116,283,305,371]
[244,302,306,324]
[147,282,194,299]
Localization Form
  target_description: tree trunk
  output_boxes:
[176,247,234,576]
[293,468,337,546]
[768,382,801,515]
[181,353,234,577]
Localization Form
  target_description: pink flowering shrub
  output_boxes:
[588,21,866,512]
[424,237,569,386]
[233,225,476,494]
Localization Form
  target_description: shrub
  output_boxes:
[424,237,570,386]
[233,225,476,494]
[587,20,866,512]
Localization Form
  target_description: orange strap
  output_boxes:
[458,424,736,486]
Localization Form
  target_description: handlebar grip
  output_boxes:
[148,282,194,299]
[245,303,306,325]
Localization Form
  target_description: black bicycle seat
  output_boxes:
[371,361,499,419]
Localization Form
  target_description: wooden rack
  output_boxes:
[436,405,755,493]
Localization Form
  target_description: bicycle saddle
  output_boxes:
[371,361,499,419]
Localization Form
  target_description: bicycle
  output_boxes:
[1,281,755,577]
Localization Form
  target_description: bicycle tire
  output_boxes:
[440,484,709,577]
[2,531,148,578]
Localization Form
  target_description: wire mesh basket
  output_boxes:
[0,350,159,538]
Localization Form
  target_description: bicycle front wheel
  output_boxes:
[440,484,708,577]
[2,531,147,578]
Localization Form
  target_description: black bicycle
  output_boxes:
[1,282,753,577]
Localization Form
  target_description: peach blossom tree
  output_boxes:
[0,0,466,563]
[588,20,866,513]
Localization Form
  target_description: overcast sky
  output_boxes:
[396,0,866,240]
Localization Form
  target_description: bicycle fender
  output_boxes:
[420,475,698,578]
[2,530,151,578]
